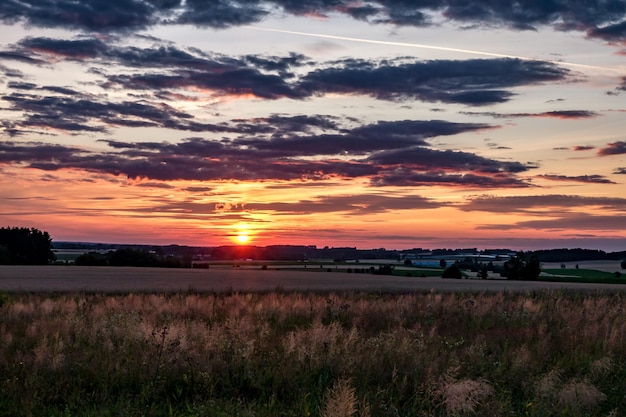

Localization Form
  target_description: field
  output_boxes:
[1,262,626,293]
[1,264,625,416]
[1,289,625,416]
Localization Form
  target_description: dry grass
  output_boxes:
[0,290,625,416]
[437,375,494,415]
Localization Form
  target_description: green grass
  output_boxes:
[541,268,624,284]
[1,290,626,416]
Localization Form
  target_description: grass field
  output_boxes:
[541,269,623,284]
[1,289,625,416]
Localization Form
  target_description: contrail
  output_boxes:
[249,27,626,74]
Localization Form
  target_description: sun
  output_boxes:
[232,223,253,244]
[236,232,250,244]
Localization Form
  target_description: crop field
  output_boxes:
[1,289,625,416]
[1,264,626,293]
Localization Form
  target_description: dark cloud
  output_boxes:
[7,37,573,106]
[441,1,626,32]
[242,53,309,78]
[2,89,276,135]
[234,120,494,157]
[366,146,535,188]
[587,20,626,44]
[176,0,268,28]
[103,65,303,101]
[0,0,164,31]
[367,146,531,174]
[370,170,531,188]
[12,37,306,100]
[0,50,46,65]
[460,194,626,213]
[0,141,83,163]
[598,141,626,156]
[537,174,616,184]
[614,167,626,174]
[481,213,626,231]
[245,194,443,215]
[19,37,108,59]
[573,145,595,151]
[2,1,625,47]
[462,110,599,119]
[0,130,533,188]
[299,58,569,105]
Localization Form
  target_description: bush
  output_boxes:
[503,252,541,280]
[75,252,108,266]
[442,263,463,279]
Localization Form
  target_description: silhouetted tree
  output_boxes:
[502,252,541,280]
[439,259,447,268]
[0,227,55,264]
[478,265,489,280]
[0,245,9,264]
[75,252,108,266]
[442,264,463,279]
[372,264,395,275]
[621,259,626,270]
[108,248,160,267]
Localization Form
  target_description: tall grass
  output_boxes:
[0,290,624,416]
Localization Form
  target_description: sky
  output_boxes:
[1,0,626,251]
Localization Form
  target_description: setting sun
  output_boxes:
[236,232,250,244]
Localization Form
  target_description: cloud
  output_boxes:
[365,146,535,188]
[245,193,444,215]
[460,194,626,214]
[0,141,83,163]
[536,174,616,184]
[176,0,269,28]
[462,110,599,119]
[2,91,228,134]
[573,145,595,151]
[18,36,109,59]
[6,37,573,107]
[234,119,495,157]
[587,20,626,45]
[367,147,531,174]
[3,1,626,47]
[614,167,626,174]
[598,141,626,156]
[299,58,569,105]
[0,0,162,31]
[479,213,626,231]
[0,127,534,188]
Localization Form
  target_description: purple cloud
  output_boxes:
[598,141,626,156]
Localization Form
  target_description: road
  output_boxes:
[1,265,625,292]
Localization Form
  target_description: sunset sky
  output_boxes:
[1,0,626,251]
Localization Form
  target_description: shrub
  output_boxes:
[442,264,463,279]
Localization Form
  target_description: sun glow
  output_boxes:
[233,223,252,244]
[236,232,250,244]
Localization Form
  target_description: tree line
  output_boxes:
[0,227,55,265]
[75,248,192,268]
[441,252,542,280]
